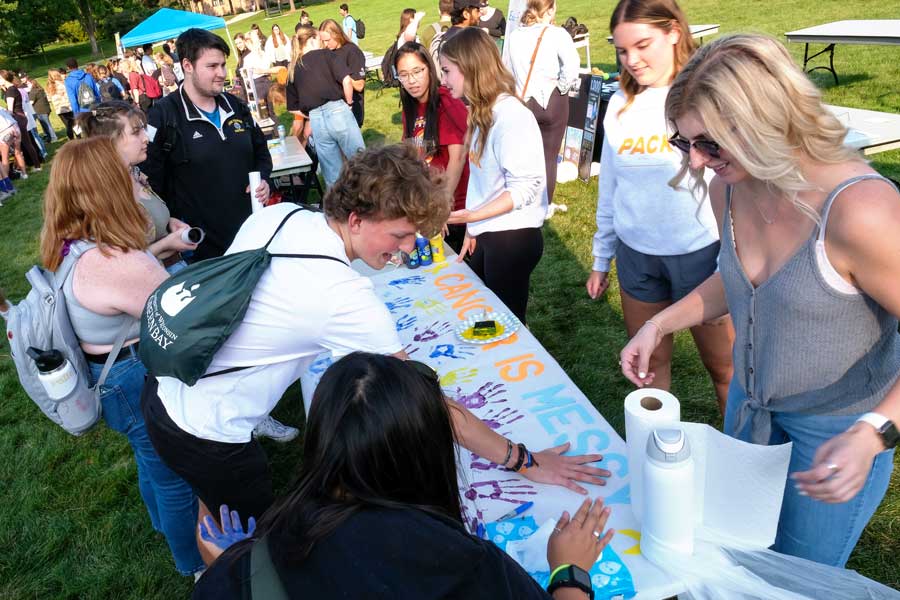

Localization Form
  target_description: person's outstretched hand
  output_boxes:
[199,504,257,558]
[521,442,611,495]
[547,497,614,572]
[619,321,663,388]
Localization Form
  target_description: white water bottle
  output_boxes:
[641,428,695,558]
[27,347,78,400]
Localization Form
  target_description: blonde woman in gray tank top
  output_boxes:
[619,34,900,568]
[80,101,199,270]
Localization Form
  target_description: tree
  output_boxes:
[0,0,73,57]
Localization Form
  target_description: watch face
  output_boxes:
[882,422,900,449]
[572,565,592,588]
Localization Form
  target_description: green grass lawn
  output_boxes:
[1,1,898,597]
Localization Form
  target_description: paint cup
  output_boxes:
[249,171,262,213]
[416,235,432,266]
[429,234,446,263]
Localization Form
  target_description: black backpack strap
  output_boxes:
[263,208,306,249]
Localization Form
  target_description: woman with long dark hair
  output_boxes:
[194,352,613,599]
[442,28,547,323]
[394,42,469,253]
[0,70,41,173]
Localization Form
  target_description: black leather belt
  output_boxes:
[85,342,139,365]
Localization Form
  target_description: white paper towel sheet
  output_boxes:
[625,389,792,549]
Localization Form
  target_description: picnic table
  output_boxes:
[785,20,900,84]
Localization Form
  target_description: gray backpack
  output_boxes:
[1,242,133,435]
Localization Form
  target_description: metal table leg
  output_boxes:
[802,42,839,85]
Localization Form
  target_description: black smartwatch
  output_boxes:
[547,564,594,599]
[857,413,900,450]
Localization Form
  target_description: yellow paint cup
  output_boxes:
[430,235,446,263]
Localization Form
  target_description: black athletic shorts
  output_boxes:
[615,241,720,303]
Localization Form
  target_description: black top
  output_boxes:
[285,49,352,115]
[333,42,366,125]
[141,87,272,261]
[4,86,23,114]
[112,72,130,92]
[481,10,507,39]
[193,508,550,600]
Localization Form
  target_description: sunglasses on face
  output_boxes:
[669,132,722,159]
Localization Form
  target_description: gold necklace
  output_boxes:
[739,184,776,225]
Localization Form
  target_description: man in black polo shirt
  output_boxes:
[143,28,272,264]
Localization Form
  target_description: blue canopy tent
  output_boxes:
[119,8,234,57]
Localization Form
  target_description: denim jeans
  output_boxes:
[309,99,365,188]
[724,379,894,567]
[30,129,47,159]
[88,349,204,576]
[36,114,57,141]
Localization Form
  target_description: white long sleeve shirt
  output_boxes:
[467,94,548,236]
[591,86,718,272]
[503,23,580,109]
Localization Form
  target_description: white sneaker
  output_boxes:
[19,172,27,180]
[253,416,299,442]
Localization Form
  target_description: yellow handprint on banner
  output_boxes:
[413,298,448,315]
[440,367,479,387]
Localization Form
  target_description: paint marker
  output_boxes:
[497,501,534,521]
[475,522,485,539]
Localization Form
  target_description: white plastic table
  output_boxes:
[607,23,719,45]
[828,104,900,156]
[785,20,900,84]
[269,135,312,178]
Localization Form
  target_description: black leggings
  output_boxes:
[469,227,543,324]
[59,111,76,140]
[526,88,568,203]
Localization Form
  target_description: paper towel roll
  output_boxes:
[624,388,680,523]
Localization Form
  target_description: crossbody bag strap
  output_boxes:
[520,25,550,101]
[94,318,137,388]
[250,536,289,600]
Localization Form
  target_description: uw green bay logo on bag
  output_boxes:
[161,281,200,316]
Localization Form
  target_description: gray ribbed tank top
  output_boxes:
[720,174,900,444]
[62,241,142,346]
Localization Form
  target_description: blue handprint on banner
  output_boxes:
[395,314,417,331]
[385,296,413,314]
[388,275,426,289]
[429,343,475,360]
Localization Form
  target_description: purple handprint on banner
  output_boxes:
[429,343,475,360]
[464,478,537,506]
[385,296,413,314]
[401,343,420,357]
[412,321,453,343]
[452,382,508,411]
[388,275,426,289]
[481,406,525,435]
[395,314,417,332]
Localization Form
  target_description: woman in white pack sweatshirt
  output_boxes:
[586,0,733,411]
[442,28,547,324]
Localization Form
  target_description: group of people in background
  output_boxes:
[6,0,899,596]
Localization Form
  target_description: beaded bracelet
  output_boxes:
[501,439,514,468]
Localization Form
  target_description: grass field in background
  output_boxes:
[0,1,898,597]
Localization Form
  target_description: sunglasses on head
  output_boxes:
[669,132,721,159]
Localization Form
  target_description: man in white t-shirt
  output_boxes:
[141,143,450,533]
[142,145,611,550]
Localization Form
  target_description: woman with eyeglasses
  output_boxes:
[394,42,470,254]
[194,352,614,599]
[586,0,734,413]
[285,26,364,188]
[620,33,900,567]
